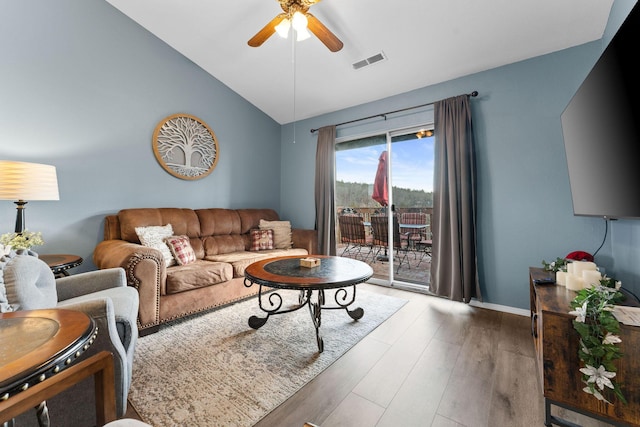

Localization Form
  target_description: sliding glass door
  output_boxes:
[335,125,434,290]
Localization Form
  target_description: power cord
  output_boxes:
[591,217,639,303]
[621,286,640,304]
[592,217,609,258]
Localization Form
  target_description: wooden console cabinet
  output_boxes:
[530,267,640,427]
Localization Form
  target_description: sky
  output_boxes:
[335,136,434,192]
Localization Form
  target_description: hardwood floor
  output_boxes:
[126,283,615,427]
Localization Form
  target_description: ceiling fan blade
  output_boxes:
[306,13,343,52]
[248,13,287,47]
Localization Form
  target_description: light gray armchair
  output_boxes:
[0,251,139,426]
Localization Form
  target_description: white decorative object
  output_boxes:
[572,261,597,277]
[152,114,220,180]
[555,271,567,286]
[582,270,602,287]
[566,274,585,291]
[300,257,320,268]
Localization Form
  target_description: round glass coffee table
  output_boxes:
[244,255,373,352]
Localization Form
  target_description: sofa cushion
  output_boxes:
[195,208,242,237]
[236,208,279,234]
[249,229,274,251]
[259,220,292,249]
[205,251,270,277]
[165,235,197,265]
[258,248,309,258]
[165,260,233,294]
[207,248,309,277]
[202,235,246,256]
[135,224,176,267]
[119,208,201,242]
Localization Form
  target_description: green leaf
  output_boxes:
[570,284,626,405]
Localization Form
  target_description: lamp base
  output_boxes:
[14,200,27,233]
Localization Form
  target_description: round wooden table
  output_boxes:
[38,254,83,277]
[0,309,97,426]
[244,255,373,352]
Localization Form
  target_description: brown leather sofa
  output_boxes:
[93,208,317,335]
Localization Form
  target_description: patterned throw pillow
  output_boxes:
[259,220,292,249]
[165,235,197,265]
[249,229,274,251]
[135,224,176,267]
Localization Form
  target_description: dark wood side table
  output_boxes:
[39,254,83,278]
[0,309,116,426]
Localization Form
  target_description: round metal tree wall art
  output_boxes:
[152,113,219,180]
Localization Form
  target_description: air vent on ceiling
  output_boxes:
[352,52,387,70]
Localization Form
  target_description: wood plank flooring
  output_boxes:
[126,283,616,427]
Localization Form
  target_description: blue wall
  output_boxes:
[1,0,638,311]
[280,0,640,310]
[0,0,282,272]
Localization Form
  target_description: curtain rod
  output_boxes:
[310,91,478,133]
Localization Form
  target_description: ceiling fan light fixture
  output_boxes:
[416,129,434,139]
[291,11,308,32]
[296,27,311,41]
[248,0,343,52]
[275,18,291,38]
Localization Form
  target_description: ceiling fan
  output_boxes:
[248,0,343,52]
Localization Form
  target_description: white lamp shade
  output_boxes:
[0,161,60,201]
[296,27,311,41]
[291,11,308,31]
[275,18,291,38]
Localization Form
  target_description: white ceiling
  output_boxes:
[105,0,613,125]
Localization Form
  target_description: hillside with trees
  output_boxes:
[336,180,433,209]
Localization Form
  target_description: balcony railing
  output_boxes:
[336,206,432,240]
[336,206,432,287]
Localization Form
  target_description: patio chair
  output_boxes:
[400,212,429,252]
[416,236,433,268]
[370,215,410,273]
[338,214,373,261]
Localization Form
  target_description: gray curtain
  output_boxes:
[430,95,481,302]
[314,125,337,255]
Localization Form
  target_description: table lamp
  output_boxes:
[0,160,60,233]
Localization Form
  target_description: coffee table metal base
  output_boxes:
[245,284,364,353]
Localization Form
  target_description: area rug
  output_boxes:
[128,288,407,426]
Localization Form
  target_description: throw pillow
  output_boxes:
[165,235,197,265]
[259,220,292,249]
[249,229,274,251]
[135,224,176,268]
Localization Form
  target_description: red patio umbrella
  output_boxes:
[372,151,388,206]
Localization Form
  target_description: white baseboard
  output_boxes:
[469,299,529,317]
[370,279,531,317]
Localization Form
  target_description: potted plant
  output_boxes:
[0,230,45,255]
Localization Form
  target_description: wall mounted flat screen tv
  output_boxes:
[560,3,640,219]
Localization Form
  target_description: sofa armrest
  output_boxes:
[93,239,158,270]
[56,267,126,301]
[93,239,165,333]
[292,228,318,255]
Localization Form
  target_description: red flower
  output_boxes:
[566,251,594,262]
